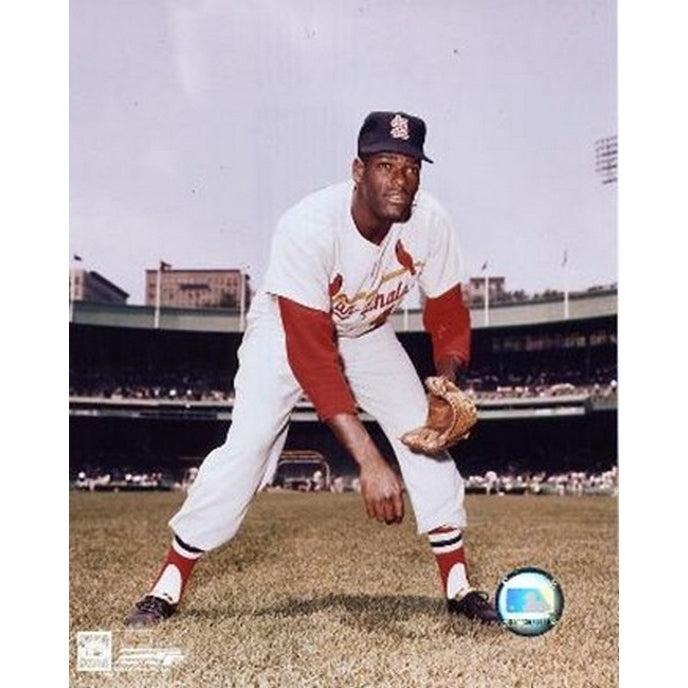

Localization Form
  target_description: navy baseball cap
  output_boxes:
[357,111,434,163]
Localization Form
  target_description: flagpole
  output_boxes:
[154,263,162,329]
[70,268,76,323]
[482,262,490,326]
[239,268,246,332]
[563,250,569,320]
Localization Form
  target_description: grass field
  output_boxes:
[69,490,618,687]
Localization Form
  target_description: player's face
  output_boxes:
[353,153,421,224]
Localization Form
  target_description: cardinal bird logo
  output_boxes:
[328,273,343,297]
[395,239,416,275]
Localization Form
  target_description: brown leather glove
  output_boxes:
[401,377,478,455]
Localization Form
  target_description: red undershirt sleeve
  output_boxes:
[422,284,471,369]
[278,296,357,421]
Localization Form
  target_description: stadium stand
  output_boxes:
[70,292,617,482]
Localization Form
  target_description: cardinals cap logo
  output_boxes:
[389,114,411,141]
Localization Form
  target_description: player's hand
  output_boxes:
[324,412,404,524]
[359,458,405,525]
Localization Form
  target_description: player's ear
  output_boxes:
[352,157,364,184]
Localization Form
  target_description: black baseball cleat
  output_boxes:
[125,595,176,628]
[447,590,500,624]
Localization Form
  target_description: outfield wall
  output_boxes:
[69,411,617,479]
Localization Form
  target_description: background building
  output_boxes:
[145,267,250,310]
[69,269,129,305]
[466,276,507,303]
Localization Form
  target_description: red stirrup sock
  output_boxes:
[149,535,204,605]
[428,526,471,599]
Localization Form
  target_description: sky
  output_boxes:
[69,0,617,305]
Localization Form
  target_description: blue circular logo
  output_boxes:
[495,567,564,636]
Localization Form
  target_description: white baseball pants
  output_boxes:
[168,298,466,552]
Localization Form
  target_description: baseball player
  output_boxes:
[125,111,498,627]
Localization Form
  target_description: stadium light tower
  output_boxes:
[595,135,618,185]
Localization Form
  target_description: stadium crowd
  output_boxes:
[462,467,618,497]
[69,369,617,404]
[462,364,617,399]
[72,465,618,498]
[69,371,230,403]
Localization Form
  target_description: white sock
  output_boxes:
[446,563,471,600]
[150,565,183,605]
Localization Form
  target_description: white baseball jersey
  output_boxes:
[259,181,465,336]
[169,179,469,551]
